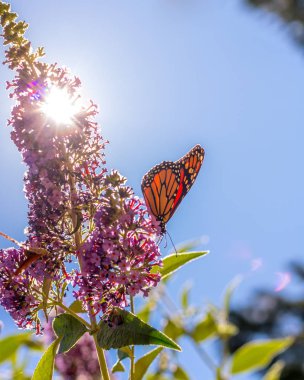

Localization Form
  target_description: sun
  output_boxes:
[40,87,79,125]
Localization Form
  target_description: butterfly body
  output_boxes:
[141,144,205,234]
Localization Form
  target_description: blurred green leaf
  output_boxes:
[134,347,163,380]
[163,319,184,341]
[146,375,170,380]
[69,300,86,313]
[181,285,191,310]
[0,333,32,364]
[191,312,217,343]
[173,366,190,380]
[32,338,61,380]
[152,251,209,280]
[111,360,125,373]
[263,360,285,380]
[53,313,87,354]
[97,308,181,351]
[223,275,242,315]
[217,322,238,339]
[216,368,225,380]
[137,300,156,323]
[231,337,293,374]
[23,340,44,351]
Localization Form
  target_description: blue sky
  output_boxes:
[1,1,304,378]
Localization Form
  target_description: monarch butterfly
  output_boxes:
[141,144,205,234]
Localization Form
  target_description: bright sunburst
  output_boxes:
[41,87,79,125]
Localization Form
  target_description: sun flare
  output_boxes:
[41,87,79,125]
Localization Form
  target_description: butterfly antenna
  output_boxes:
[156,234,164,246]
[164,233,168,248]
[167,230,178,256]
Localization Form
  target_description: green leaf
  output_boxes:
[0,333,32,364]
[23,340,44,351]
[152,251,209,280]
[32,338,61,380]
[69,300,86,313]
[231,338,293,374]
[112,360,125,373]
[111,347,131,373]
[53,313,87,354]
[97,308,181,351]
[163,319,184,340]
[118,346,133,360]
[137,300,156,323]
[216,368,225,380]
[134,347,163,380]
[181,285,191,309]
[223,275,242,315]
[191,312,217,343]
[173,366,190,380]
[263,360,285,380]
[216,322,238,339]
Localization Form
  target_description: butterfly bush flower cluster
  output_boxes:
[0,247,40,330]
[0,3,162,333]
[75,171,162,315]
[9,63,106,257]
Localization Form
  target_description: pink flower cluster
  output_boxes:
[74,171,162,315]
[0,248,40,330]
[0,62,106,331]
[0,48,162,332]
[8,63,106,254]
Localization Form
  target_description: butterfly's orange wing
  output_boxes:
[141,145,205,233]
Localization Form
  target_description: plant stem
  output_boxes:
[92,320,110,380]
[68,170,110,380]
[55,301,91,330]
[130,295,135,380]
[160,289,218,375]
[192,342,217,373]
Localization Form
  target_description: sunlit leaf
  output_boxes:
[173,366,190,380]
[181,285,191,309]
[152,251,209,280]
[146,375,170,380]
[191,312,217,343]
[231,338,293,374]
[111,360,125,373]
[216,368,225,380]
[223,275,242,315]
[137,300,156,323]
[0,333,32,364]
[23,340,44,351]
[217,322,238,339]
[32,338,61,380]
[69,300,86,313]
[53,313,87,354]
[263,360,285,380]
[118,346,133,359]
[163,319,184,340]
[134,347,163,380]
[97,308,181,351]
